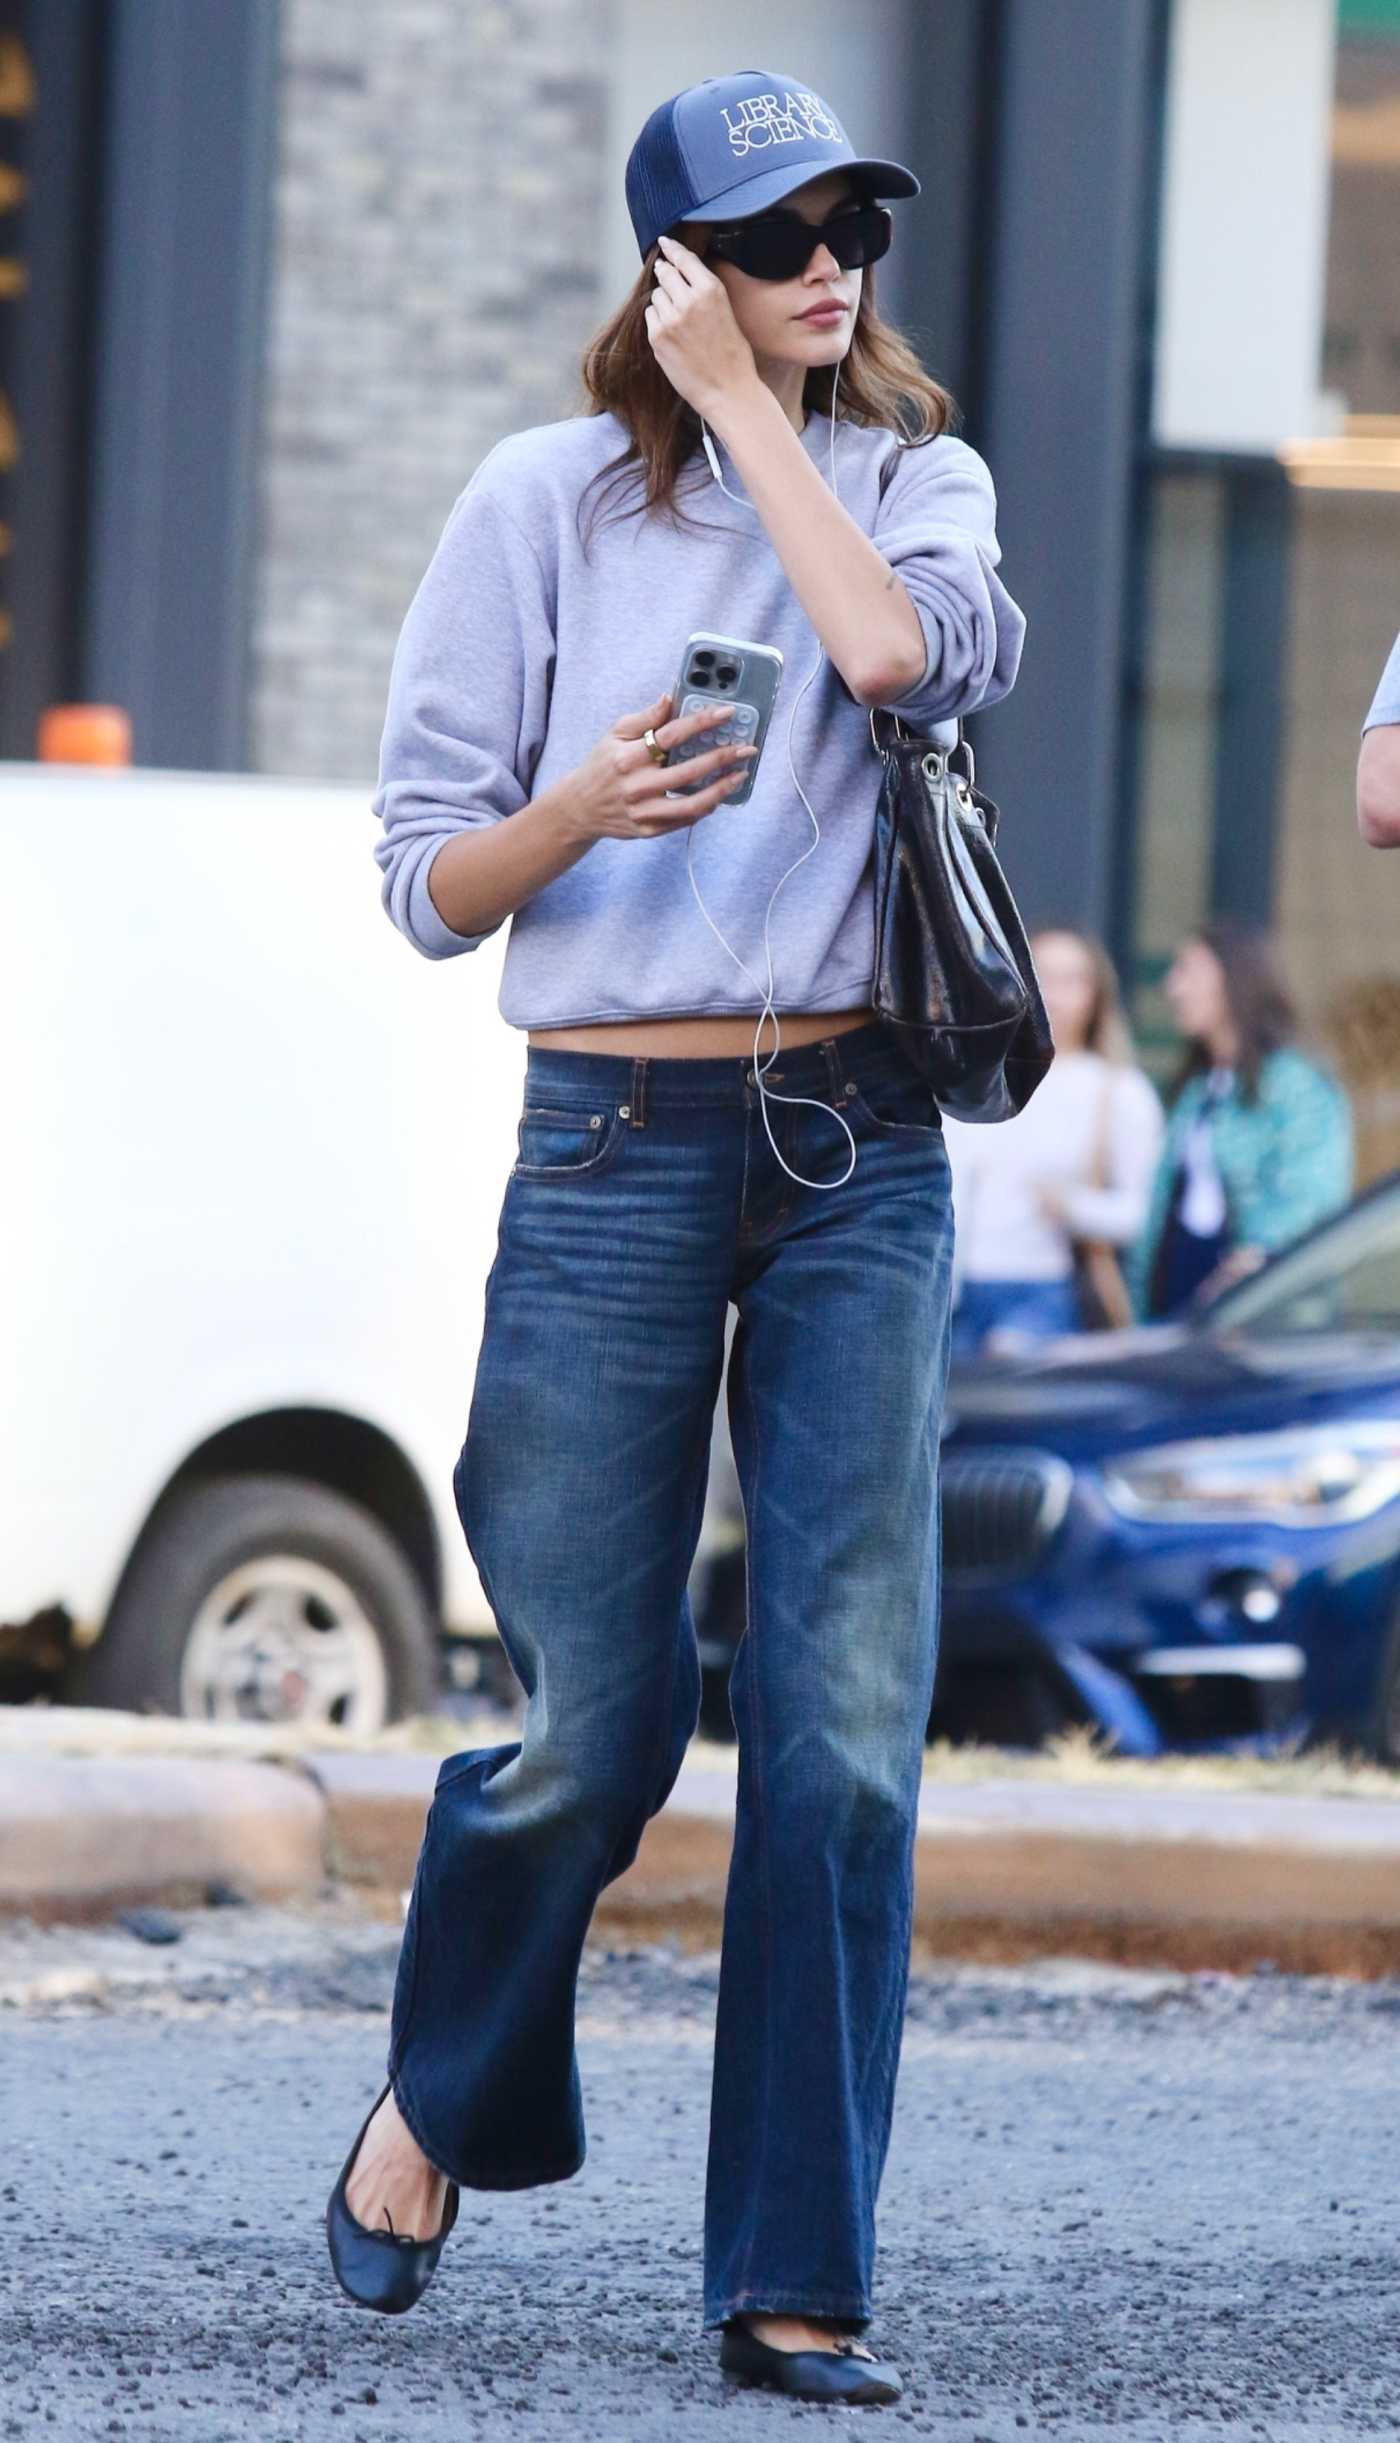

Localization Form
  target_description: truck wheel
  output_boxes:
[72,1473,440,1730]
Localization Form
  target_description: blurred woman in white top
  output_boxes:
[944,928,1164,1359]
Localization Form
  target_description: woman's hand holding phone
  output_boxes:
[568,692,757,842]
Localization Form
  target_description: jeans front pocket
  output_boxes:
[510,1100,628,1181]
[843,1062,945,1138]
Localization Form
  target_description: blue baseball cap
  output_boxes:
[625,70,920,260]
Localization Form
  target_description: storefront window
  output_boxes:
[1276,2,1400,1178]
[1126,0,1400,1177]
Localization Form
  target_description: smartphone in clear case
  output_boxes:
[662,631,784,806]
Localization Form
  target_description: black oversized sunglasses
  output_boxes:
[699,199,892,284]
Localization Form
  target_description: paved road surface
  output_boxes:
[4,1905,1400,2440]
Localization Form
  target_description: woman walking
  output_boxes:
[944,928,1163,1356]
[1131,922,1353,1320]
[328,70,1025,2407]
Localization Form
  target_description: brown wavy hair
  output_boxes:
[1170,920,1303,1107]
[570,192,957,557]
[1030,926,1140,1066]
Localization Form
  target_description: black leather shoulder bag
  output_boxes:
[868,704,1054,1122]
[861,433,1052,1122]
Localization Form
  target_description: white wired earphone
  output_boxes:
[687,354,859,1193]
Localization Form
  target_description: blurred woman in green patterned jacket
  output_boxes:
[1130,922,1353,1322]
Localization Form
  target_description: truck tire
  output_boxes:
[72,1473,440,1730]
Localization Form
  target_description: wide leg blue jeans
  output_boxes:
[387,1018,954,2331]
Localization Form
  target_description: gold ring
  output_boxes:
[643,726,667,765]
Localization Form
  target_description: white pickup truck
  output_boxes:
[2,762,735,1730]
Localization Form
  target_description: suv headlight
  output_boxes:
[1102,1422,1400,1528]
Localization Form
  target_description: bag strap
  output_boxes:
[870,700,972,785]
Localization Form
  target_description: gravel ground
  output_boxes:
[4,1902,1400,2441]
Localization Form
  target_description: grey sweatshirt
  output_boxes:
[372,406,1026,1028]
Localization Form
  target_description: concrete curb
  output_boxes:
[299,1750,443,1890]
[0,1753,326,1921]
[6,1717,1400,1972]
[592,1768,1400,1977]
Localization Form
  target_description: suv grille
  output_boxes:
[941,1450,1072,1583]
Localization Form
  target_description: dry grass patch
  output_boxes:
[8,1705,1400,1805]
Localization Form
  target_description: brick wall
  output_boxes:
[248,0,608,782]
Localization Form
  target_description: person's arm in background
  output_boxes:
[1240,1054,1355,1258]
[1055,1067,1166,1248]
[1199,1056,1353,1302]
[1124,1098,1187,1321]
[1357,631,1400,848]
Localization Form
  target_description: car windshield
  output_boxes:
[1207,1180,1400,1336]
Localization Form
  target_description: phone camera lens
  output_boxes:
[716,664,738,684]
[692,650,715,672]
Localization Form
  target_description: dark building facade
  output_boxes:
[0,0,275,772]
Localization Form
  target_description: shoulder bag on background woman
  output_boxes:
[1071,1066,1136,1331]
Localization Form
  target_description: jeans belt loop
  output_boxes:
[819,1034,845,1103]
[628,1056,648,1127]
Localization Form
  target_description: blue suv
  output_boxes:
[695,1175,1400,1758]
[936,1173,1400,1757]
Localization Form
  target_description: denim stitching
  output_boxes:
[729,1330,776,2307]
[704,2289,873,2332]
[510,1105,629,1180]
[385,1811,430,2079]
[766,1096,797,1233]
[624,1419,701,1861]
[845,1070,944,1137]
[392,2054,583,2191]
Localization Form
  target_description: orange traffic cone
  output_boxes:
[36,704,133,765]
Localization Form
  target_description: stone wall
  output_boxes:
[248,0,608,781]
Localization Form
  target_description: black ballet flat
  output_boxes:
[326,2084,459,2315]
[719,2320,903,2406]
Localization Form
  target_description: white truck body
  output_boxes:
[4,763,525,1657]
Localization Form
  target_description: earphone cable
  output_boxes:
[689,355,858,1191]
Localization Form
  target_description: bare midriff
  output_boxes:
[525,1007,875,1058]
